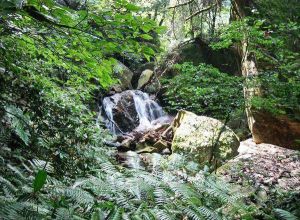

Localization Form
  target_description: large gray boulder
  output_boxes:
[171,110,239,168]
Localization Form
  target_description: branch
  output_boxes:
[185,3,217,21]
[168,0,195,9]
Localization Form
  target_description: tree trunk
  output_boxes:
[230,0,261,137]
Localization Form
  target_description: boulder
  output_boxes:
[137,69,154,89]
[171,110,239,168]
[144,78,160,94]
[132,62,155,88]
[227,110,251,141]
[111,61,133,91]
[250,110,300,150]
[102,90,139,133]
[102,90,168,134]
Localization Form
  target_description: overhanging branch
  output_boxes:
[168,0,195,9]
[185,3,217,21]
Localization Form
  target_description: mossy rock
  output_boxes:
[171,110,240,168]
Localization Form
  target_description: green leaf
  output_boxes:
[140,34,153,40]
[33,170,47,192]
[141,24,153,33]
[156,26,167,34]
[125,3,140,12]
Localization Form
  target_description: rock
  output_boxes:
[217,139,300,192]
[153,140,169,152]
[137,69,154,89]
[250,110,300,150]
[102,90,167,134]
[144,78,160,94]
[227,110,251,141]
[155,38,241,78]
[171,110,239,168]
[136,146,157,154]
[110,117,172,153]
[111,61,133,91]
[132,62,155,88]
[103,90,139,133]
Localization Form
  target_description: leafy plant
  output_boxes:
[161,62,244,120]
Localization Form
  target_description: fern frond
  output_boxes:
[154,187,172,205]
[0,176,17,193]
[108,207,123,220]
[154,210,175,220]
[64,188,94,207]
[169,182,202,205]
[274,208,298,220]
[29,159,54,173]
[7,164,28,181]
[197,206,222,220]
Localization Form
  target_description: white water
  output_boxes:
[102,93,121,134]
[102,90,166,134]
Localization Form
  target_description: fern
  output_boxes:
[155,209,176,220]
[274,209,298,220]
[4,105,31,146]
[108,207,123,220]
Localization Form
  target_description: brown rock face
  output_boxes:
[251,111,300,150]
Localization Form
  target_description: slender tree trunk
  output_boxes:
[230,0,261,135]
[188,2,195,39]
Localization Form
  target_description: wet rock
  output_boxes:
[102,90,165,134]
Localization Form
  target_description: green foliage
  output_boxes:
[0,0,255,219]
[0,144,257,219]
[33,170,47,193]
[210,0,300,120]
[161,62,244,120]
[0,0,161,174]
[249,72,300,119]
[4,105,31,146]
[0,0,299,219]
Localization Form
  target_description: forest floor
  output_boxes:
[218,139,300,194]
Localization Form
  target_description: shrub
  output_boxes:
[161,62,244,120]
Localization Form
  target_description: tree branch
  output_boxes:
[168,0,195,9]
[185,3,217,21]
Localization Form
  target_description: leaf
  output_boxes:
[33,170,47,192]
[125,3,140,12]
[141,24,153,33]
[156,26,167,34]
[140,34,153,40]
[4,105,31,146]
[274,209,298,220]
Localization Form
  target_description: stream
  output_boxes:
[101,90,171,169]
[102,90,168,135]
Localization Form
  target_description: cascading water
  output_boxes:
[102,90,167,135]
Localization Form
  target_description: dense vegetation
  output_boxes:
[0,0,299,219]
[161,62,244,120]
[210,0,300,120]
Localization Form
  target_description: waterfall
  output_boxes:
[102,90,167,135]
